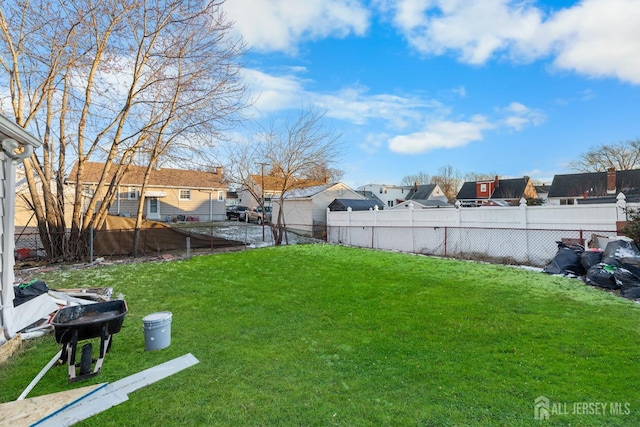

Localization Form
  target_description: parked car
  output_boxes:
[247,206,272,224]
[226,205,249,221]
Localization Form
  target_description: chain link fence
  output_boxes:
[327,225,620,267]
[13,221,322,262]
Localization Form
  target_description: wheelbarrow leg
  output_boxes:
[66,331,79,382]
[93,325,112,374]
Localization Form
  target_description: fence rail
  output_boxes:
[14,224,248,261]
[327,225,619,266]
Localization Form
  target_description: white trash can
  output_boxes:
[143,311,172,351]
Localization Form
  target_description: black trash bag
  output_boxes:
[601,240,640,267]
[585,264,619,290]
[613,268,640,294]
[622,286,640,300]
[544,242,585,276]
[581,250,603,271]
[13,279,49,306]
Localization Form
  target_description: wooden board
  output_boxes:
[0,384,105,426]
[0,333,21,365]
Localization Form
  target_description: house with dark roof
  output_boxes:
[547,168,640,205]
[405,183,449,202]
[356,183,413,208]
[328,198,384,211]
[66,161,227,221]
[355,190,385,208]
[389,183,452,209]
[456,176,538,206]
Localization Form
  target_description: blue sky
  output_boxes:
[222,0,640,188]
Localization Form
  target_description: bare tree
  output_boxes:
[463,171,499,182]
[0,0,246,259]
[570,139,640,172]
[224,108,342,245]
[432,165,462,202]
[401,171,431,187]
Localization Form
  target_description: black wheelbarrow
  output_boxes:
[52,299,128,383]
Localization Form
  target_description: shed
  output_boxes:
[1,114,43,340]
[328,198,384,211]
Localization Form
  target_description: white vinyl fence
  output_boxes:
[327,196,637,266]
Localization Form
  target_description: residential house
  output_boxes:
[547,168,640,205]
[354,190,385,208]
[534,184,551,204]
[14,169,77,228]
[66,162,227,221]
[272,182,365,238]
[226,190,239,207]
[456,176,538,206]
[328,198,384,211]
[1,114,44,340]
[356,184,412,208]
[237,174,328,209]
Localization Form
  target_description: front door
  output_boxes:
[147,197,160,220]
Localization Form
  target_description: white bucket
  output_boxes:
[143,311,172,351]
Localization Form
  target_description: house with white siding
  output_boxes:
[1,114,43,340]
[357,183,412,208]
[273,182,365,238]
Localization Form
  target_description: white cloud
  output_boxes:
[497,102,546,131]
[543,0,640,83]
[222,0,370,54]
[388,115,494,154]
[358,133,387,155]
[384,0,640,84]
[242,68,309,114]
[243,67,446,127]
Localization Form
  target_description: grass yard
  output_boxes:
[1,244,640,426]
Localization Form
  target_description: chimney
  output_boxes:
[494,175,499,187]
[607,167,616,194]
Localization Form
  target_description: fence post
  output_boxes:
[89,226,94,263]
[519,198,528,228]
[186,237,191,258]
[347,207,352,247]
[616,193,627,235]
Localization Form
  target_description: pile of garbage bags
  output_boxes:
[544,239,640,300]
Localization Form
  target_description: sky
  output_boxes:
[221,0,640,188]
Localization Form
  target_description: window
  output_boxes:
[217,191,224,201]
[179,189,191,200]
[387,200,393,207]
[127,187,137,200]
[480,183,487,193]
[83,185,94,197]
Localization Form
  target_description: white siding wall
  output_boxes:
[0,151,16,336]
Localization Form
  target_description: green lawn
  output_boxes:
[1,244,640,426]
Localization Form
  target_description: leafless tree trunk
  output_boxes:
[0,0,246,259]
[570,139,640,172]
[224,108,342,245]
[432,165,462,202]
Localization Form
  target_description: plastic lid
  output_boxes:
[143,311,172,324]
